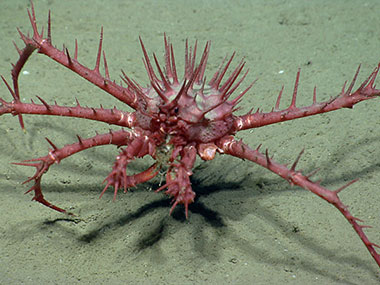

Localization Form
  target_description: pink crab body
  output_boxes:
[1,1,380,269]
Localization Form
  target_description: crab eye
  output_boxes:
[173,107,179,114]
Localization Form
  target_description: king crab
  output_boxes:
[1,2,380,268]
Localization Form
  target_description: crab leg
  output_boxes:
[156,144,197,218]
[216,135,380,267]
[101,134,158,200]
[15,129,135,214]
[234,64,380,131]
[8,1,138,118]
[0,91,137,128]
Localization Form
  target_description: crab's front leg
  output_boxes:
[216,135,380,267]
[156,144,197,218]
[101,134,159,200]
[15,129,134,214]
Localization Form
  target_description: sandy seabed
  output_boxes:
[1,0,380,284]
